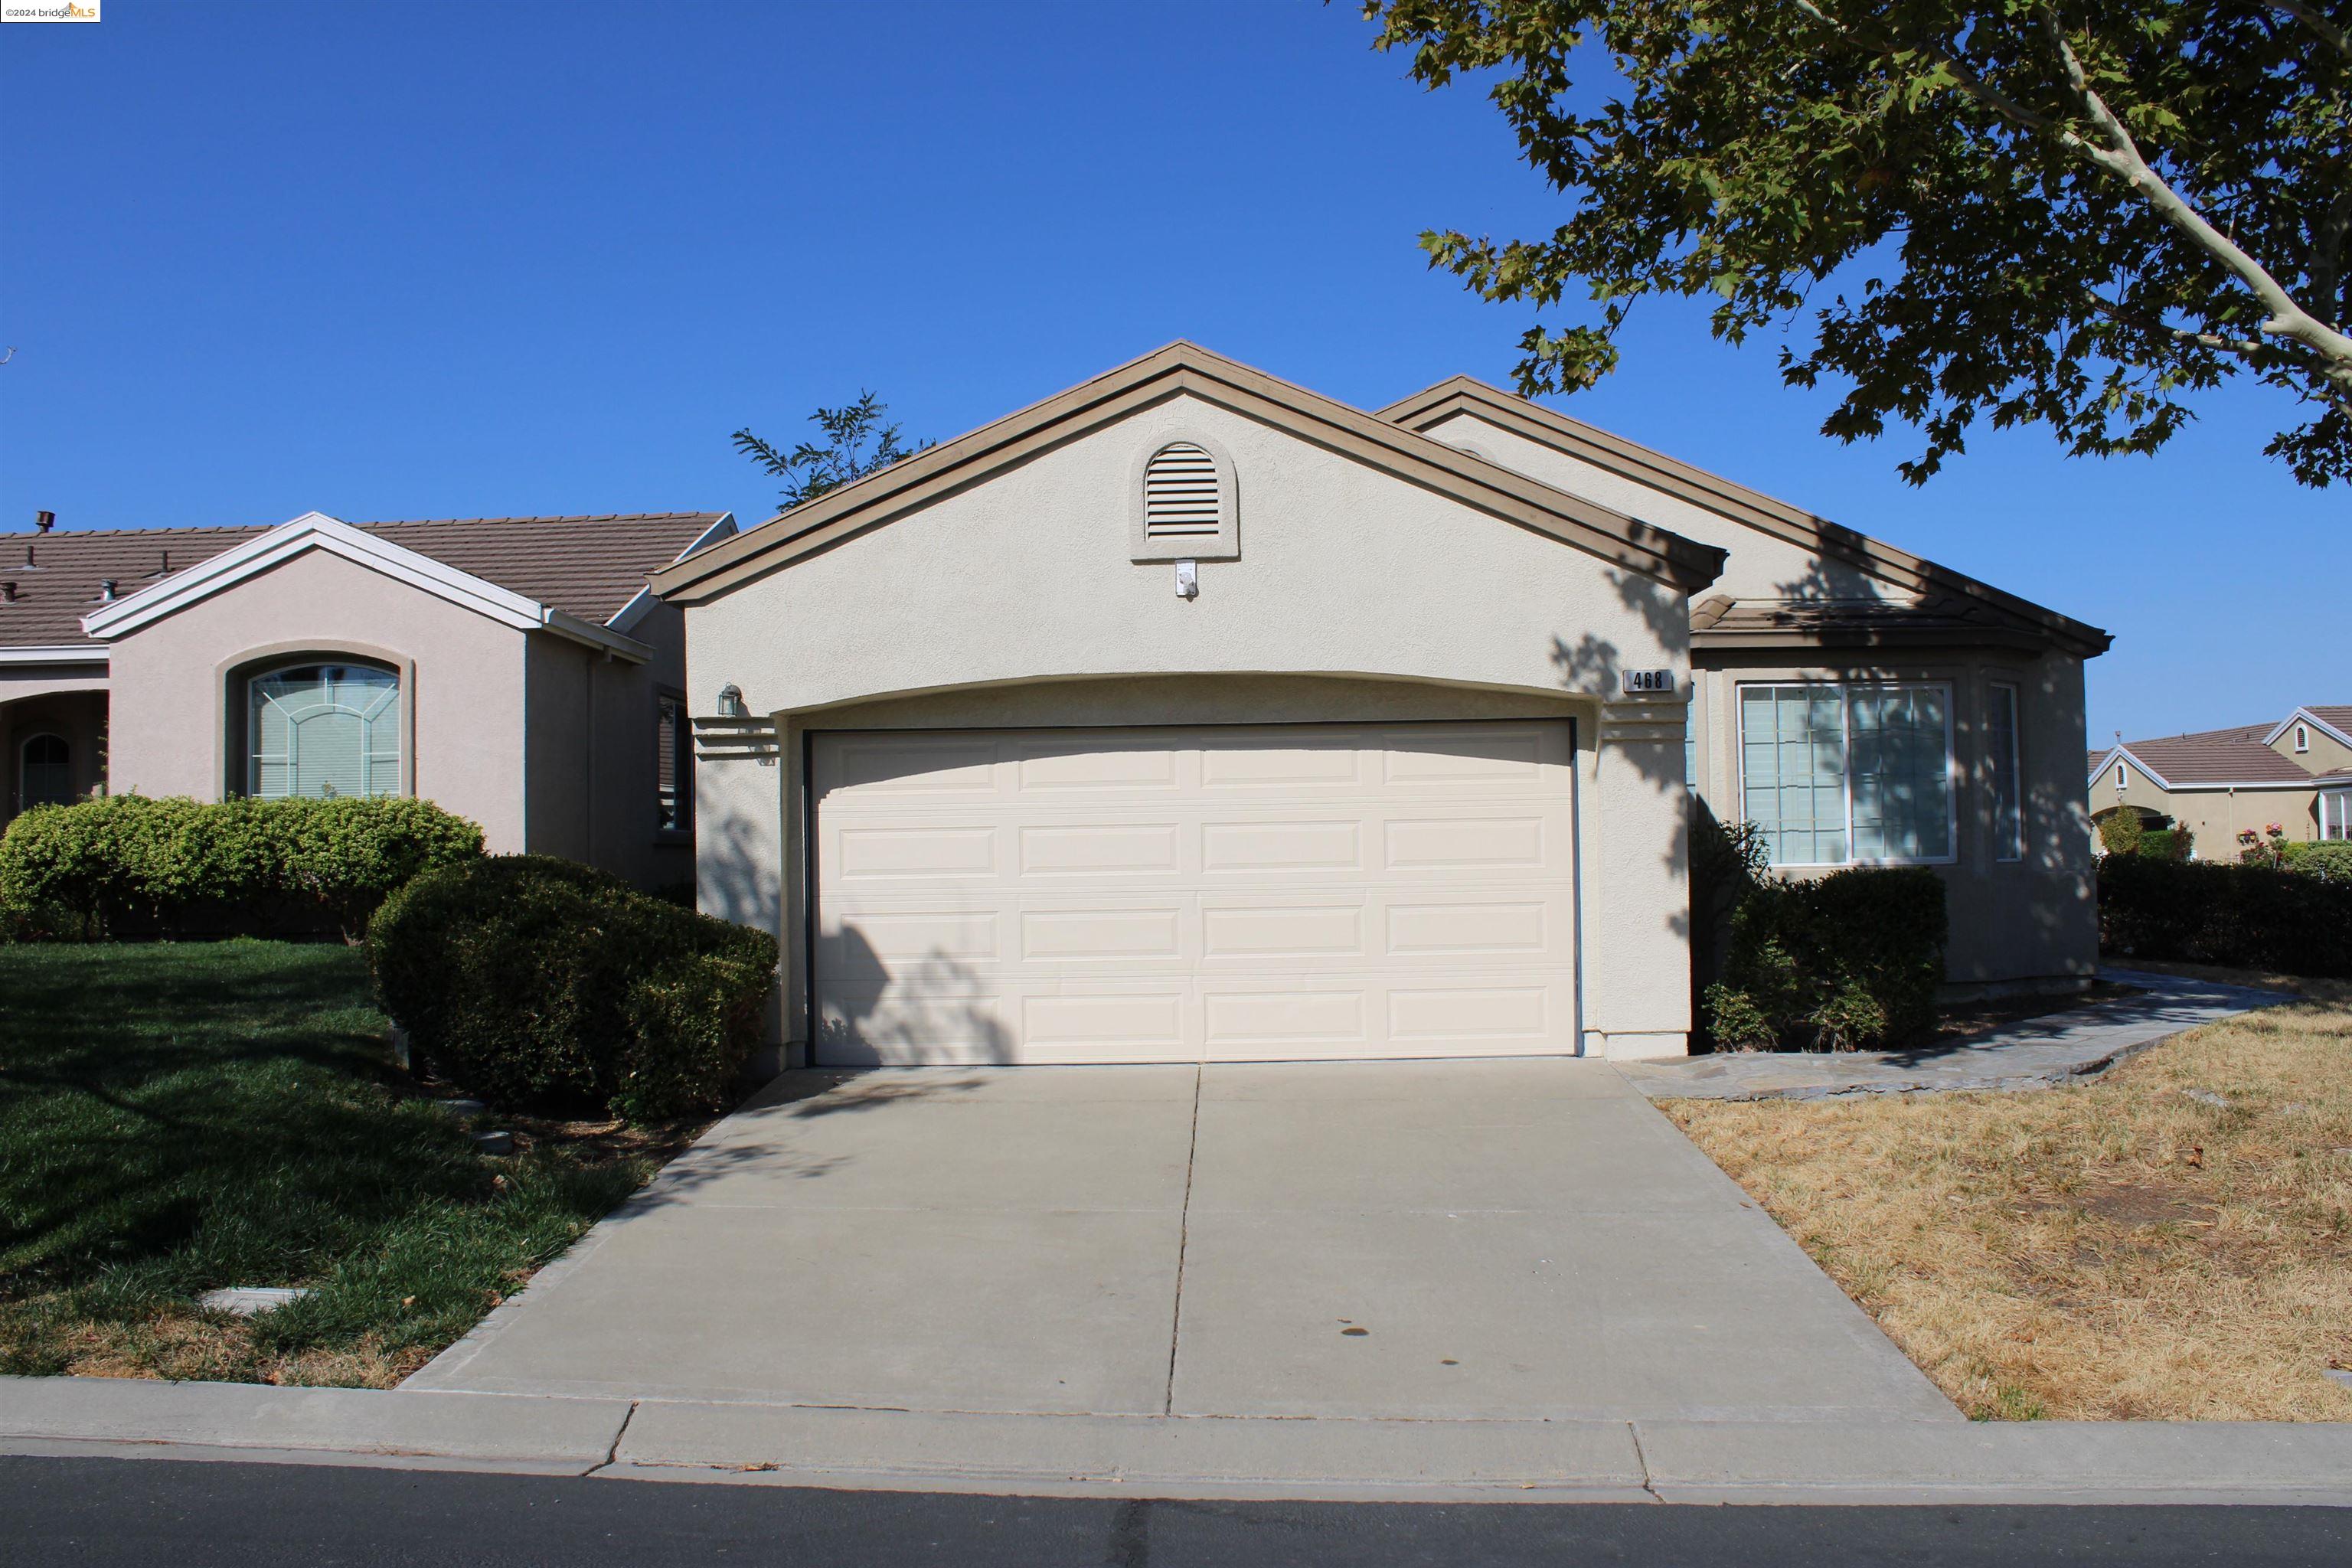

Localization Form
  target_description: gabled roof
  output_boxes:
[3,512,730,657]
[2262,705,2352,750]
[652,342,1729,603]
[1382,377,2112,659]
[2087,724,2321,789]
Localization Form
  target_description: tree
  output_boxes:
[1363,2,2352,485]
[732,391,931,507]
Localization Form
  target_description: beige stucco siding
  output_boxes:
[2098,768,2319,854]
[104,547,531,848]
[688,393,1697,1059]
[524,603,693,887]
[2272,721,2352,781]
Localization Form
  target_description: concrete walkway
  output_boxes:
[1615,968,2294,1102]
[406,1057,1953,1425]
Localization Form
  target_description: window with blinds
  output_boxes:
[1738,682,1955,865]
[1142,443,1223,538]
[247,663,400,800]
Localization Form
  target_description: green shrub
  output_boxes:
[2096,809,2145,857]
[368,856,778,1121]
[2281,840,2352,883]
[2139,826,2195,862]
[0,795,483,940]
[1702,866,1949,1051]
[2099,854,2352,977]
[1687,809,1769,1049]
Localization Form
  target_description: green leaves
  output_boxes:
[733,390,934,508]
[1362,0,2351,484]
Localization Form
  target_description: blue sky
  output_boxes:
[2,0,2341,746]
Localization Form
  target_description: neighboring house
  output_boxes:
[654,343,2109,1068]
[0,509,735,888]
[2088,706,2352,851]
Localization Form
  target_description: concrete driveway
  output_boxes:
[408,1060,1956,1424]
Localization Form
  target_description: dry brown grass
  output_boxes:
[1664,974,2352,1420]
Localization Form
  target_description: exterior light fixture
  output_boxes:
[717,683,749,719]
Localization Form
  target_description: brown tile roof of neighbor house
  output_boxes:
[2307,705,2352,733]
[0,513,726,649]
[2115,723,2318,786]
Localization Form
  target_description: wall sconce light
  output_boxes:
[717,683,749,719]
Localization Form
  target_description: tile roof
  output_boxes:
[2116,723,2318,786]
[2305,705,2352,733]
[0,514,724,649]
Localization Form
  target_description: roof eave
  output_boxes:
[0,643,110,667]
[1383,378,2112,660]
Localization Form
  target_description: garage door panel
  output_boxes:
[1378,727,1549,783]
[1019,907,1185,962]
[1200,903,1366,959]
[1383,900,1550,956]
[1018,822,1181,876]
[812,723,1578,1064]
[837,825,996,880]
[1383,815,1547,870]
[1199,819,1362,874]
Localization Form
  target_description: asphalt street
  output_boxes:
[1,1456,2345,1566]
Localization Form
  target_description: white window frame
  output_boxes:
[2322,789,2352,841]
[2116,761,2129,790]
[1736,680,1960,867]
[246,661,403,802]
[2295,724,2310,753]
[1989,681,2024,863]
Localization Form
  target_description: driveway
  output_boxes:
[407,1060,1956,1423]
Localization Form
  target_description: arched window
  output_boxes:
[247,662,400,799]
[19,733,74,809]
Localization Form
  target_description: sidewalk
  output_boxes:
[2,1378,2347,1504]
[1615,967,2293,1102]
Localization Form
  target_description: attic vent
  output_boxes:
[1142,443,1223,538]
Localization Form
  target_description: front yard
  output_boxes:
[0,941,686,1387]
[1666,972,2352,1421]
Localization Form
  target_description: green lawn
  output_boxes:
[0,941,656,1386]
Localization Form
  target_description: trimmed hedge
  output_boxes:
[368,855,778,1121]
[1703,866,1950,1052]
[2099,855,2352,978]
[2281,841,2352,883]
[0,795,484,940]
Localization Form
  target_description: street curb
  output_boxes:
[0,1377,630,1474]
[5,1380,2348,1504]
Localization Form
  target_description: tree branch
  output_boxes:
[2037,5,2352,380]
[2260,0,2351,60]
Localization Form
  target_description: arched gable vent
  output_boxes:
[1142,443,1223,539]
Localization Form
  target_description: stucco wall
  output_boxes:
[1692,647,2097,989]
[2097,769,2319,855]
[523,603,693,887]
[104,546,530,848]
[687,393,1697,1058]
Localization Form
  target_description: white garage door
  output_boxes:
[810,722,1579,1066]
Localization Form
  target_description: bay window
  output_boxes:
[1739,683,1955,866]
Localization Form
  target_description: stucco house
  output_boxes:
[0,508,734,888]
[2089,705,2352,851]
[654,343,2109,1068]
